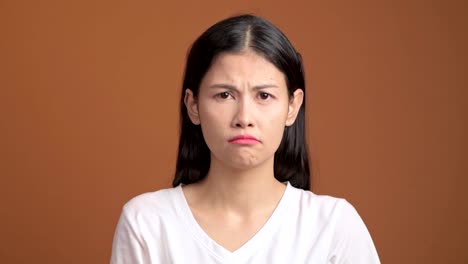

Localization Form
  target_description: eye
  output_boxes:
[216,92,232,99]
[258,92,271,100]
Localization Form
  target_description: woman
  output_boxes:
[111,14,380,263]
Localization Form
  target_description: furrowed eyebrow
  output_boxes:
[208,84,278,90]
[209,84,237,90]
[252,84,278,90]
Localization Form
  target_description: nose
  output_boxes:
[232,97,254,128]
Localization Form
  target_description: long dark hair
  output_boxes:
[173,14,311,190]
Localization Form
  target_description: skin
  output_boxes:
[183,49,303,252]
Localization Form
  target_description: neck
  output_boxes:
[196,156,286,214]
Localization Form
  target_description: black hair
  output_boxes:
[173,14,311,190]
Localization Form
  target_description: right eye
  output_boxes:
[216,92,232,99]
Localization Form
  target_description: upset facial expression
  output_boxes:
[185,50,303,170]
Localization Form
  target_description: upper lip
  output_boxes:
[228,134,260,142]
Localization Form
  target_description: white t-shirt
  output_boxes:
[111,182,380,263]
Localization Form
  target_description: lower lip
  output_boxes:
[229,139,259,145]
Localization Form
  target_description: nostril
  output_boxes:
[234,123,253,128]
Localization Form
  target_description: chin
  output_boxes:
[225,156,269,171]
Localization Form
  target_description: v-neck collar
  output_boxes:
[173,182,293,262]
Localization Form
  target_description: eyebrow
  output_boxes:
[208,84,278,90]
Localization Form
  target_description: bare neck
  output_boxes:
[188,156,286,215]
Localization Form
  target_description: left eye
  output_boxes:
[259,92,271,100]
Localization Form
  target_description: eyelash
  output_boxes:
[215,92,232,99]
[258,92,271,100]
[215,92,273,100]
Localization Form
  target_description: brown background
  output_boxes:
[1,0,466,263]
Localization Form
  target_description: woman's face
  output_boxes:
[185,50,303,170]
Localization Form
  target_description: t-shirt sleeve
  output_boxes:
[110,206,150,264]
[328,200,380,264]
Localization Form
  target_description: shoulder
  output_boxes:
[288,184,351,220]
[287,184,372,238]
[288,185,380,262]
[111,187,183,263]
[120,186,181,220]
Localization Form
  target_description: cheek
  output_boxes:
[263,103,289,125]
[262,107,288,144]
[197,104,227,144]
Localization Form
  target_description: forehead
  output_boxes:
[201,51,286,86]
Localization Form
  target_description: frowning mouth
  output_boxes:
[228,135,260,145]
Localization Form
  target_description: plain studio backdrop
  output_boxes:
[0,0,466,263]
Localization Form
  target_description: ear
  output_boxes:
[285,89,304,126]
[184,89,200,125]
